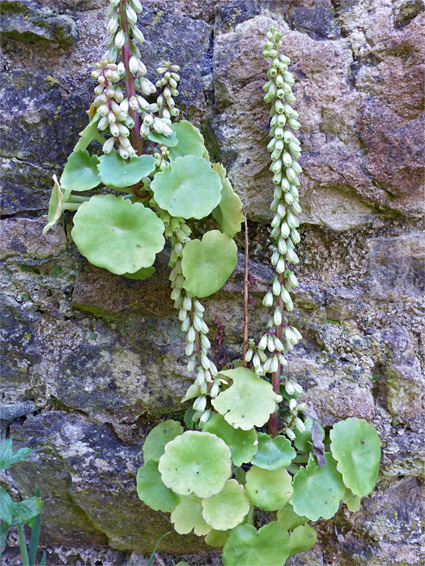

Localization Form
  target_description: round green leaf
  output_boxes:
[288,524,317,558]
[60,150,101,192]
[123,266,155,280]
[212,163,244,238]
[201,480,250,531]
[330,417,381,497]
[143,420,184,462]
[343,487,362,512]
[158,431,231,498]
[43,176,71,235]
[136,460,179,513]
[71,195,165,275]
[148,130,178,147]
[251,433,296,471]
[290,453,345,521]
[222,522,290,566]
[202,413,257,467]
[245,466,293,511]
[97,153,156,188]
[169,120,205,159]
[150,156,222,219]
[277,503,309,531]
[211,368,277,431]
[171,495,211,536]
[181,231,238,298]
[205,528,230,548]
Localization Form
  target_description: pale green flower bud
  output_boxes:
[107,16,119,34]
[281,287,291,304]
[210,381,220,398]
[117,62,125,76]
[270,160,282,173]
[181,317,191,332]
[286,92,296,104]
[109,122,120,137]
[270,356,279,373]
[185,342,194,356]
[114,30,126,49]
[94,84,104,96]
[292,161,302,174]
[263,358,272,373]
[129,56,139,74]
[274,308,282,326]
[263,290,274,307]
[131,25,145,43]
[278,238,287,255]
[284,192,294,205]
[286,248,299,264]
[201,335,210,349]
[283,71,294,85]
[126,5,137,24]
[291,229,300,244]
[193,396,207,412]
[271,250,280,265]
[131,0,143,13]
[187,356,196,372]
[286,212,299,228]
[286,428,296,441]
[182,296,192,311]
[277,258,286,273]
[282,152,292,167]
[272,279,281,296]
[285,381,295,395]
[245,348,254,363]
[280,222,290,238]
[107,111,116,124]
[291,201,302,214]
[295,418,305,433]
[288,118,300,130]
[271,148,282,161]
[277,114,286,126]
[103,138,114,153]
[98,104,109,116]
[98,116,109,130]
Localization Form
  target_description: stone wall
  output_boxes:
[1,0,424,564]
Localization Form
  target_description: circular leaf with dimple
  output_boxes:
[205,528,230,548]
[202,413,257,467]
[71,195,165,275]
[158,431,231,498]
[97,152,156,188]
[181,231,238,298]
[211,368,277,431]
[60,150,101,192]
[245,466,293,511]
[171,495,211,536]
[251,433,296,471]
[150,156,222,219]
[290,453,345,521]
[288,525,317,558]
[136,460,179,513]
[142,420,184,462]
[277,503,308,531]
[169,120,205,159]
[330,417,381,497]
[212,163,244,238]
[201,480,250,531]
[222,522,290,566]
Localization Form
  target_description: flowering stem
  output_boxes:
[268,272,285,436]
[119,1,142,155]
[242,215,249,367]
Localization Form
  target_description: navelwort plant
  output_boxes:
[44,3,381,564]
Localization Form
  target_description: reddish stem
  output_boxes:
[242,215,249,367]
[119,0,142,155]
[268,271,285,437]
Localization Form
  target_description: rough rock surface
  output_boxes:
[0,0,424,565]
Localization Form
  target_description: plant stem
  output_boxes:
[242,215,249,367]
[268,271,285,437]
[119,0,142,155]
[17,524,29,566]
[62,203,81,211]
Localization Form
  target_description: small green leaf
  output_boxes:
[98,153,156,188]
[71,195,165,275]
[222,522,290,566]
[151,156,222,219]
[294,416,324,452]
[148,130,178,147]
[288,524,317,558]
[212,163,244,237]
[43,175,71,235]
[123,266,156,280]
[343,487,362,512]
[245,466,293,511]
[74,113,105,152]
[158,431,231,498]
[330,417,381,497]
[0,439,34,470]
[211,368,277,431]
[0,489,14,524]
[169,121,206,159]
[251,433,296,471]
[171,495,211,536]
[202,413,257,467]
[277,503,309,531]
[143,420,184,463]
[0,520,9,555]
[136,460,179,513]
[60,150,101,192]
[11,496,43,527]
[290,453,345,521]
[201,480,250,531]
[205,528,230,548]
[181,231,238,298]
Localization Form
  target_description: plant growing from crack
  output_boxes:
[43,3,381,564]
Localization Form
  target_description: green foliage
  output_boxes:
[169,121,206,159]
[211,368,278,430]
[171,496,211,536]
[288,524,317,557]
[330,418,381,497]
[158,431,231,498]
[201,480,250,530]
[151,155,222,219]
[42,176,71,235]
[71,195,165,275]
[60,150,101,192]
[148,130,178,147]
[212,163,245,238]
[143,420,184,462]
[73,113,104,152]
[245,466,293,511]
[181,230,238,298]
[0,438,34,470]
[136,461,179,513]
[251,433,296,471]
[98,153,156,188]
[277,503,309,531]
